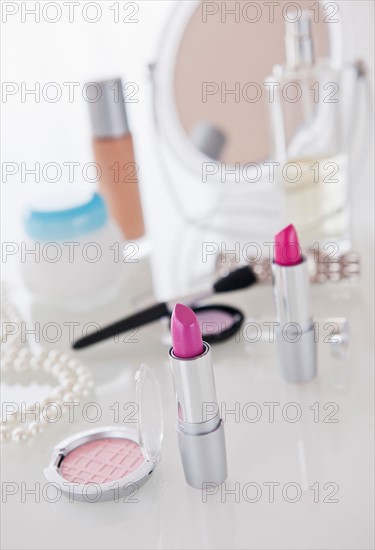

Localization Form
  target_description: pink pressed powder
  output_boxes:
[196,310,236,336]
[60,438,144,484]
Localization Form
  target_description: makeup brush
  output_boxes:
[72,265,257,350]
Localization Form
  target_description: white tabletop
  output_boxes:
[1,248,374,550]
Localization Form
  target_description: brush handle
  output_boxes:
[72,265,257,349]
[72,302,170,349]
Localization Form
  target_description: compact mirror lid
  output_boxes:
[136,364,164,463]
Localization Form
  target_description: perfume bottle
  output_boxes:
[89,78,145,243]
[268,11,350,254]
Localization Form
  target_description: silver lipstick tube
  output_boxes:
[169,343,227,489]
[272,257,317,383]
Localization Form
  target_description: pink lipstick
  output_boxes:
[171,303,204,359]
[169,304,227,489]
[274,224,302,266]
[272,225,317,383]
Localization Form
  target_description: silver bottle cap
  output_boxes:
[190,122,227,160]
[285,10,315,68]
[88,78,130,138]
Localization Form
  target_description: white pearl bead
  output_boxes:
[38,418,52,430]
[58,353,70,364]
[39,398,52,410]
[30,356,42,371]
[76,366,89,376]
[39,401,59,423]
[1,284,95,447]
[43,359,54,373]
[44,398,61,408]
[41,402,62,423]
[60,379,75,392]
[63,392,79,403]
[7,348,20,360]
[14,357,29,372]
[0,425,12,442]
[67,358,80,370]
[18,348,32,359]
[1,357,13,373]
[72,384,89,398]
[48,350,61,361]
[28,421,44,436]
[59,370,78,382]
[11,427,29,443]
[52,363,67,377]
[77,376,94,390]
[77,374,92,384]
[58,372,74,383]
[51,387,64,400]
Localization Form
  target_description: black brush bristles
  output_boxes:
[213,265,258,294]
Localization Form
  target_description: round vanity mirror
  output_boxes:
[150,0,357,299]
[154,0,338,174]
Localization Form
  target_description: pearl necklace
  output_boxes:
[1,285,94,444]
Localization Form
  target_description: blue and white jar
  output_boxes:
[22,192,124,310]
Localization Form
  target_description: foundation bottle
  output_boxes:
[89,78,145,242]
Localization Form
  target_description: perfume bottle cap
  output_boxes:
[285,10,315,68]
[286,10,312,37]
[88,77,130,138]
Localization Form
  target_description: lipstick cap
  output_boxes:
[177,418,227,489]
[88,78,130,138]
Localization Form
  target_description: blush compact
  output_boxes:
[44,365,163,502]
[191,304,244,344]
